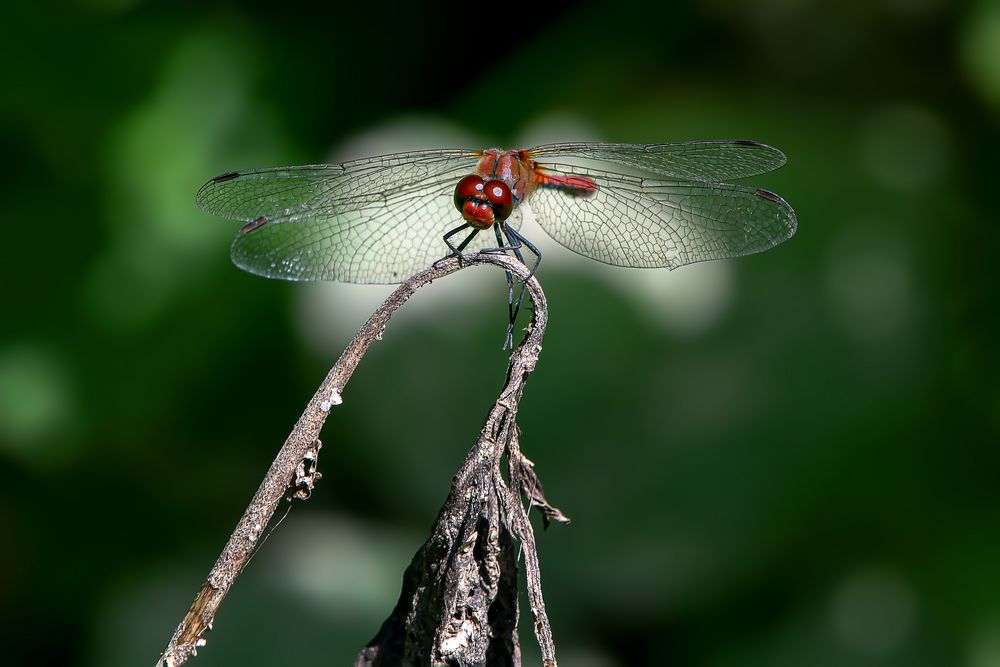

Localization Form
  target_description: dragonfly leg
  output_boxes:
[436,223,479,269]
[442,222,478,255]
[502,224,542,279]
[476,223,541,277]
[470,223,542,349]
[493,224,517,349]
[494,224,516,316]
[499,223,543,348]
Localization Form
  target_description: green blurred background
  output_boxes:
[3,1,999,665]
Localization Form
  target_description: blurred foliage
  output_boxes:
[1,1,999,666]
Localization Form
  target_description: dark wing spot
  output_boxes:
[734,140,765,147]
[754,188,783,203]
[211,171,241,183]
[240,215,269,234]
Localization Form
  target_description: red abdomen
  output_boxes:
[534,172,599,198]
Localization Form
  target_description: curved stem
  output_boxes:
[155,254,547,667]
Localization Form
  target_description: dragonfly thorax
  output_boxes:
[453,174,513,229]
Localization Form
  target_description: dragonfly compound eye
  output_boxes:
[484,180,513,222]
[453,174,486,212]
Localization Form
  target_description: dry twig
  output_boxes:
[156,253,567,667]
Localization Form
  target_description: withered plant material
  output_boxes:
[156,254,567,667]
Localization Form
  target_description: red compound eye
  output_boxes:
[484,179,513,222]
[454,175,485,212]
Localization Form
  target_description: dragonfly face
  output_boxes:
[453,175,513,229]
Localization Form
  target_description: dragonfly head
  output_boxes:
[453,175,513,229]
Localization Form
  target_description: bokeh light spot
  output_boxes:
[827,227,914,343]
[830,569,917,655]
[328,115,482,164]
[960,0,1000,111]
[0,344,76,465]
[516,111,602,147]
[84,25,290,332]
[263,514,417,619]
[859,103,952,192]
[967,617,1000,667]
[607,260,733,336]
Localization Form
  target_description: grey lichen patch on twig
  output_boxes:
[156,254,567,667]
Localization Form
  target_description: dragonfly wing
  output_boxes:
[229,174,525,284]
[196,149,478,223]
[530,141,787,181]
[528,165,796,269]
[196,149,518,283]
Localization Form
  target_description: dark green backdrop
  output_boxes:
[2,1,998,665]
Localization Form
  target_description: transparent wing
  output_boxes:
[196,149,503,283]
[527,164,796,269]
[529,140,787,182]
[196,149,478,223]
[229,177,523,284]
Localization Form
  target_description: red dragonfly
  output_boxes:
[197,141,796,345]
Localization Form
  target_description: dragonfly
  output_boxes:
[197,140,797,347]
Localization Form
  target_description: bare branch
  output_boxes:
[156,253,550,667]
[352,255,561,667]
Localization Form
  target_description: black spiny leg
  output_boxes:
[503,223,541,279]
[436,223,479,269]
[443,222,479,255]
[494,223,517,348]
[477,222,540,348]
[501,222,542,346]
[469,221,543,349]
